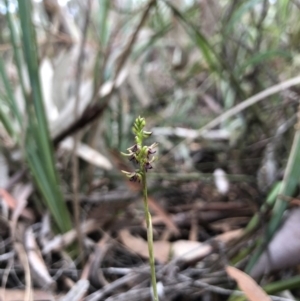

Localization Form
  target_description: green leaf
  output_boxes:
[12,0,73,233]
[246,126,300,273]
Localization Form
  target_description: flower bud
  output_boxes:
[143,131,152,138]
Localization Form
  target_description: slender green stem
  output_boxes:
[141,171,159,301]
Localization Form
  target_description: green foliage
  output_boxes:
[1,0,72,233]
[246,125,300,273]
[18,0,72,233]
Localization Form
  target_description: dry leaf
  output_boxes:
[11,184,34,233]
[0,188,34,220]
[215,229,243,243]
[171,230,242,263]
[172,240,212,262]
[43,219,98,254]
[0,288,57,301]
[60,137,112,170]
[13,223,33,301]
[119,229,170,263]
[226,266,271,301]
[59,279,89,301]
[25,227,56,289]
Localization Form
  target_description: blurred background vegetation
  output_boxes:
[1,0,300,300]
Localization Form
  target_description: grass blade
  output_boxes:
[15,0,72,233]
[246,114,300,272]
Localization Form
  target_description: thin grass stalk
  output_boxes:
[92,0,109,91]
[0,56,20,141]
[88,0,111,191]
[72,0,92,262]
[4,0,27,100]
[244,182,282,234]
[0,103,15,138]
[0,56,22,125]
[99,0,110,47]
[163,0,245,99]
[114,0,156,78]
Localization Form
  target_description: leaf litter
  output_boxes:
[1,0,300,301]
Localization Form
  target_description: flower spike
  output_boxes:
[121,117,157,175]
[120,116,159,300]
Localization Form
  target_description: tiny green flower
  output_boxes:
[121,117,158,178]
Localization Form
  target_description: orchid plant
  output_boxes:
[121,116,159,301]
